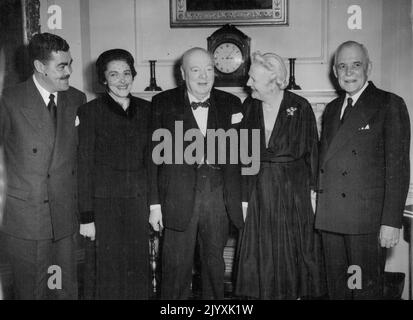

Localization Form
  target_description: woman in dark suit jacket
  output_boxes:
[78,49,151,299]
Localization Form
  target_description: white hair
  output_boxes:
[251,51,288,90]
[334,40,371,66]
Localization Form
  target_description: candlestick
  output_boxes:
[286,58,301,90]
[145,60,162,91]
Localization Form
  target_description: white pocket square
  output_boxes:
[358,124,370,130]
[75,116,80,127]
[231,112,243,124]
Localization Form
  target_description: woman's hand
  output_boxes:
[80,222,96,241]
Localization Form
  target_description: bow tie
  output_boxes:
[190,100,210,110]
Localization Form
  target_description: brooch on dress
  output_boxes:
[286,107,297,116]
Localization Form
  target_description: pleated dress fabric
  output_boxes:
[235,92,326,299]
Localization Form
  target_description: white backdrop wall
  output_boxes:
[38,0,413,299]
[39,0,386,95]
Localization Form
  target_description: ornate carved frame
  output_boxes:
[21,0,40,44]
[170,0,288,27]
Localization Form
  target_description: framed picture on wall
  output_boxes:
[21,0,40,44]
[170,0,288,27]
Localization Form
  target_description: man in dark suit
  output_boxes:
[0,46,5,218]
[0,47,4,300]
[149,47,244,299]
[315,41,410,299]
[0,33,86,299]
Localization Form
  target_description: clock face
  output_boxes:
[213,43,243,74]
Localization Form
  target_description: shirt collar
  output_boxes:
[32,74,58,106]
[187,90,210,104]
[345,81,369,105]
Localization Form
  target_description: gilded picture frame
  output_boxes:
[170,0,288,27]
[21,0,40,44]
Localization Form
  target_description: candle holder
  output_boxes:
[149,230,161,298]
[286,58,301,90]
[145,60,162,91]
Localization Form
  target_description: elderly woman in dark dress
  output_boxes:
[235,51,326,299]
[78,49,151,299]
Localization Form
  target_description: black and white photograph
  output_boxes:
[0,0,412,307]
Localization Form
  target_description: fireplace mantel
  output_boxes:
[133,88,338,135]
[133,88,337,104]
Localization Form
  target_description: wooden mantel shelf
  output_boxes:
[133,88,338,104]
[133,88,337,137]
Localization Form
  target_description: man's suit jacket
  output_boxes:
[0,78,86,240]
[150,85,244,231]
[315,82,410,234]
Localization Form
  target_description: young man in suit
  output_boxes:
[149,47,244,299]
[0,33,86,299]
[315,41,410,299]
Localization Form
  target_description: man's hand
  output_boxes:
[379,225,400,248]
[149,207,164,232]
[80,222,96,241]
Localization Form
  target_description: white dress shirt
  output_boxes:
[187,91,210,136]
[32,74,58,107]
[340,81,369,119]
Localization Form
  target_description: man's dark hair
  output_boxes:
[28,32,69,68]
[95,49,137,86]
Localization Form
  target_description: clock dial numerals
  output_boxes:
[207,25,250,86]
[213,43,243,74]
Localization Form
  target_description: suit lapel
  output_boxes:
[20,79,55,149]
[321,97,343,156]
[181,87,199,133]
[328,98,343,145]
[177,87,203,162]
[207,91,220,131]
[323,83,381,164]
[208,90,230,165]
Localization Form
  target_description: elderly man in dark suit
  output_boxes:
[149,47,244,299]
[315,41,410,299]
[0,33,86,299]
